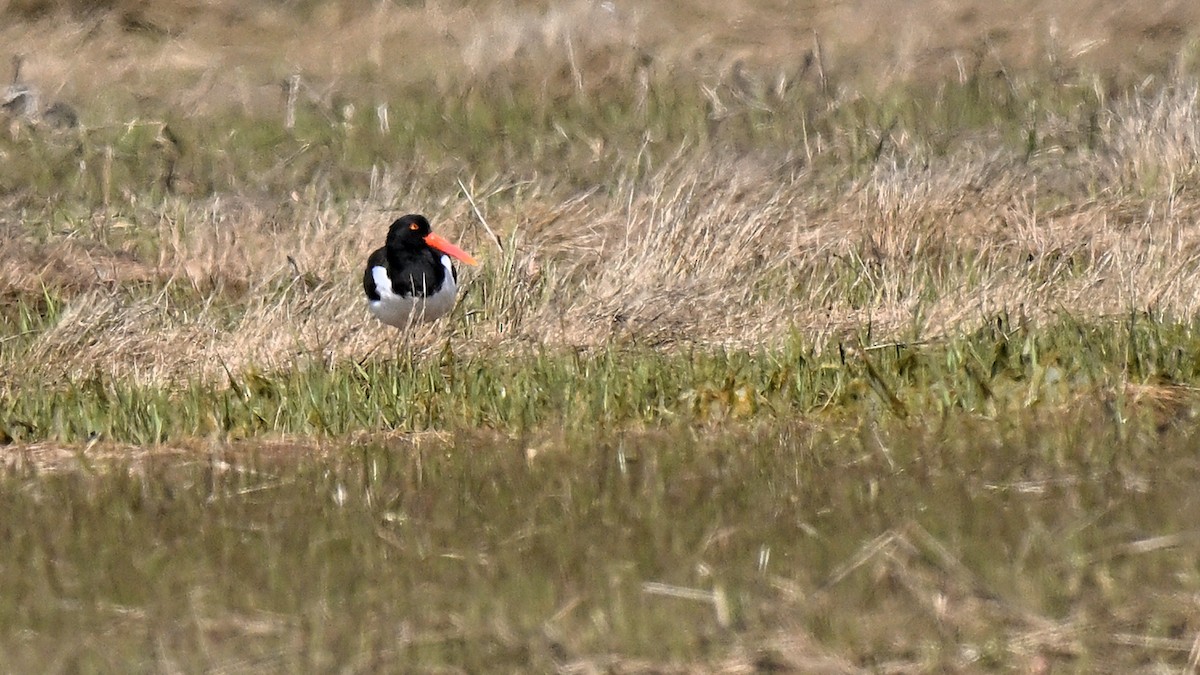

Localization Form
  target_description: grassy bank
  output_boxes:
[4,313,1200,444]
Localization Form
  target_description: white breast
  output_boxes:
[367,256,459,327]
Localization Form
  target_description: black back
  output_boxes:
[362,215,456,301]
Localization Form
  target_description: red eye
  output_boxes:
[409,223,419,230]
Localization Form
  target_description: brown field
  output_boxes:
[2,0,1200,383]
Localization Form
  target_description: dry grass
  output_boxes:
[7,94,1200,384]
[0,1,1197,383]
[4,0,1199,104]
[0,3,1196,372]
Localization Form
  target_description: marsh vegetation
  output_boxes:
[3,0,1200,671]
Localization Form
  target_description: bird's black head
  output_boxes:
[385,214,433,252]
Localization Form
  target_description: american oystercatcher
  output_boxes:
[363,214,478,327]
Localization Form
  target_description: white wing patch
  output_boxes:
[368,255,458,327]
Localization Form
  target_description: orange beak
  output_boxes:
[424,232,478,266]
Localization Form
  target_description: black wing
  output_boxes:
[363,247,387,301]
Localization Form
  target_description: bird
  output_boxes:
[363,214,478,328]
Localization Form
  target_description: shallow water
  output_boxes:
[2,410,1197,672]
